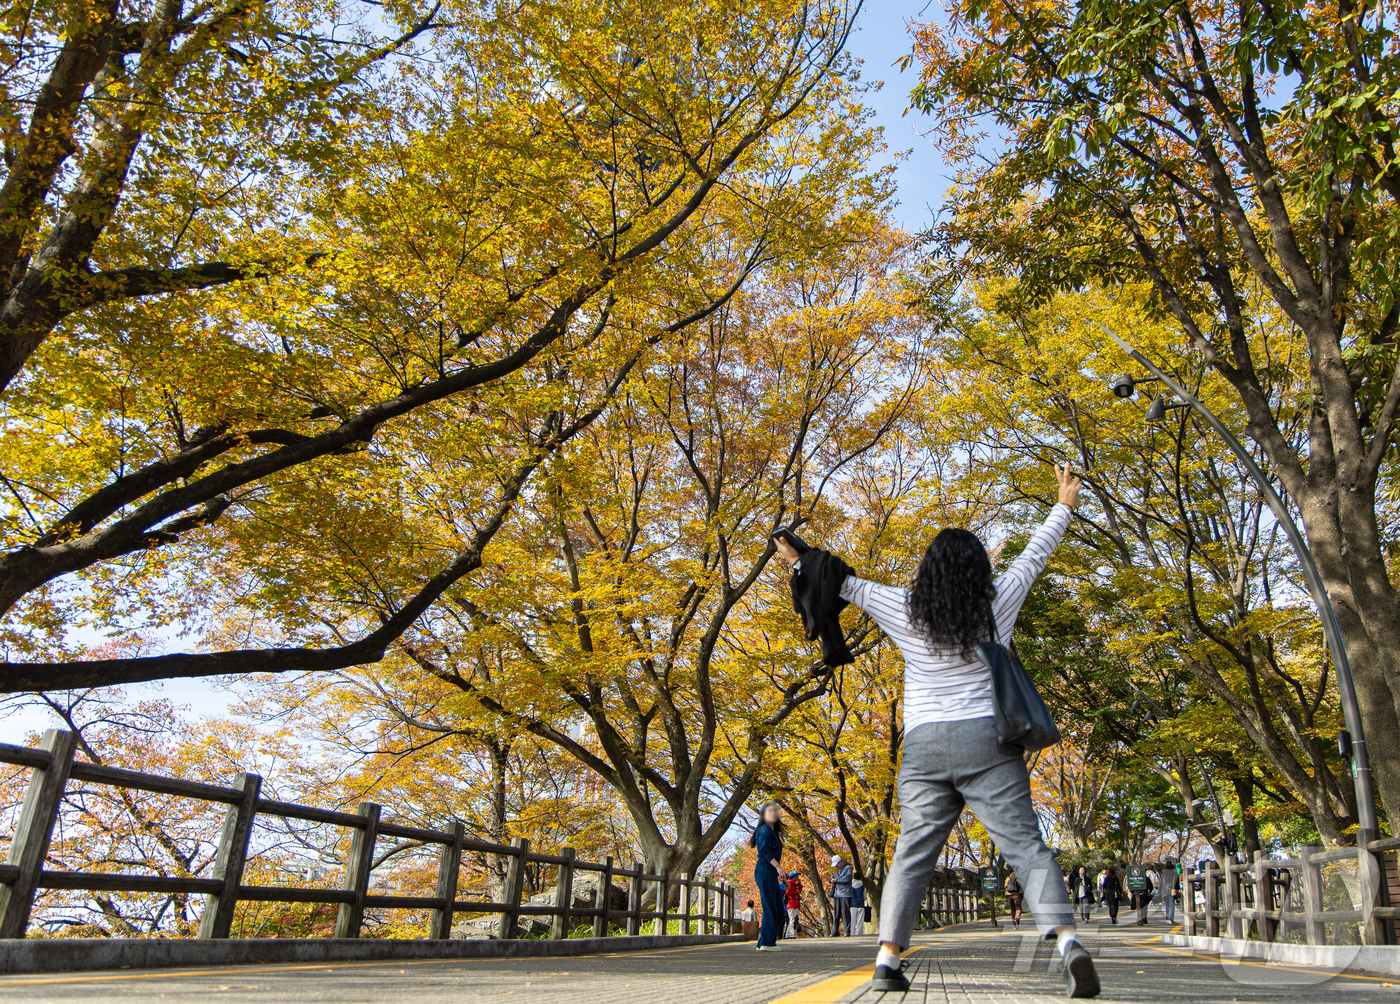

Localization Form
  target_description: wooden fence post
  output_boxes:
[1252,851,1275,943]
[657,866,670,936]
[1224,862,1242,939]
[593,856,614,938]
[335,802,381,939]
[1299,846,1325,946]
[198,771,261,939]
[430,821,465,940]
[1205,865,1220,938]
[0,729,76,939]
[551,847,576,940]
[680,872,692,936]
[1358,838,1386,946]
[627,861,643,936]
[496,837,530,940]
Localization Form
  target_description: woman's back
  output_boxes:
[839,504,1072,730]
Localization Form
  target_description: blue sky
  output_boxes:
[845,1,951,232]
[1,5,950,740]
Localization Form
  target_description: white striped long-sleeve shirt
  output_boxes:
[838,504,1072,730]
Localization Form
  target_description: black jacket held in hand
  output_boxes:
[790,549,856,667]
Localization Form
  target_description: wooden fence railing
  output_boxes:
[0,730,736,941]
[1182,841,1399,946]
[923,867,994,928]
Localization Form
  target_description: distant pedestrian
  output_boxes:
[851,879,867,936]
[739,899,759,942]
[1005,870,1024,929]
[831,856,854,936]
[1158,860,1179,924]
[1068,866,1094,923]
[785,871,804,938]
[1133,871,1155,926]
[1101,868,1122,925]
[749,802,786,951]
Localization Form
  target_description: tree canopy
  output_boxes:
[2,0,1396,942]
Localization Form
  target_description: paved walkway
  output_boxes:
[2,917,1396,1003]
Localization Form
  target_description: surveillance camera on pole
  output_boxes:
[1144,396,1190,423]
[1108,373,1160,399]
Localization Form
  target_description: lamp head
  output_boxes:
[1145,397,1168,422]
[1109,374,1137,399]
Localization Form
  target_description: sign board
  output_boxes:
[981,866,998,891]
[1126,864,1147,891]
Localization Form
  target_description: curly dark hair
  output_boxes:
[906,527,997,653]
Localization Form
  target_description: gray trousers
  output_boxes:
[878,717,1075,948]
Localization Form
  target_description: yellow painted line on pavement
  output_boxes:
[768,946,925,1004]
[768,965,875,1004]
[1144,943,1399,983]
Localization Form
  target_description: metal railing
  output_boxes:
[0,729,737,941]
[1183,842,1399,946]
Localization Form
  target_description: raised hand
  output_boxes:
[1055,463,1083,509]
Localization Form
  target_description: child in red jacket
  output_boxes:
[784,872,803,938]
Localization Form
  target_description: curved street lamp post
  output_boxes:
[1097,321,1379,841]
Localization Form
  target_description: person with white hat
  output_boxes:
[830,855,854,936]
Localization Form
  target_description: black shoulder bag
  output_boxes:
[974,614,1062,752]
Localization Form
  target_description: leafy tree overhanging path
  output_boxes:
[2,921,1394,1003]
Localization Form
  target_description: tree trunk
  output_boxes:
[1296,478,1400,833]
[485,738,512,902]
[1231,770,1261,858]
[796,842,832,936]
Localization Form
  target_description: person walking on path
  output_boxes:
[1133,871,1155,926]
[750,803,787,951]
[831,856,854,936]
[1158,860,1179,924]
[851,879,867,936]
[1005,870,1024,929]
[784,871,803,938]
[774,463,1099,998]
[1068,866,1094,923]
[1101,867,1122,925]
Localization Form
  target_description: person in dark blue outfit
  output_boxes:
[750,802,786,950]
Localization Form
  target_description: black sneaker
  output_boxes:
[1064,944,1101,998]
[870,963,909,992]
